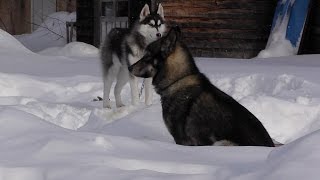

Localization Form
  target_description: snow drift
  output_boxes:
[0,26,320,179]
[39,42,99,58]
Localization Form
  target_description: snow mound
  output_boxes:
[0,29,32,53]
[0,35,320,179]
[15,102,91,130]
[257,39,294,58]
[35,11,76,33]
[211,74,306,101]
[15,11,76,52]
[207,72,320,144]
[39,42,99,57]
[0,167,45,180]
[0,73,102,129]
[257,5,295,58]
[229,130,320,180]
[0,73,101,101]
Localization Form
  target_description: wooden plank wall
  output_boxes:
[0,0,31,35]
[300,0,320,54]
[161,0,277,58]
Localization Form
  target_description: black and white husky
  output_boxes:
[100,4,166,108]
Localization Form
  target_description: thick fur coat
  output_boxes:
[129,27,275,147]
[100,4,166,108]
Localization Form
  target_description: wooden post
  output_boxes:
[70,22,74,42]
[66,22,70,43]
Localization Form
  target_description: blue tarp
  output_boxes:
[271,0,311,48]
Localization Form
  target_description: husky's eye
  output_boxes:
[148,20,155,26]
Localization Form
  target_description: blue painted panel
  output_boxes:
[286,0,311,47]
[270,0,312,49]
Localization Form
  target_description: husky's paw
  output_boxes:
[131,98,139,106]
[145,100,153,106]
[131,102,138,106]
[116,102,125,108]
[103,104,112,109]
[103,101,112,109]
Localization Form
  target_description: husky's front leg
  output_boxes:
[129,75,139,106]
[102,64,119,108]
[103,75,112,108]
[114,66,129,107]
[144,78,153,106]
[103,77,112,109]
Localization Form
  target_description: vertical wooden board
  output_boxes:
[0,0,31,34]
[0,1,13,33]
[18,0,32,34]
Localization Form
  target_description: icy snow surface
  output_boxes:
[1,29,320,179]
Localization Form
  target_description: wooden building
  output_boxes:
[0,0,76,35]
[1,0,319,58]
[37,0,320,58]
[78,0,278,58]
[161,0,277,58]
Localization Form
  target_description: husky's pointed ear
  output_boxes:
[157,3,164,19]
[140,4,150,21]
[161,26,181,57]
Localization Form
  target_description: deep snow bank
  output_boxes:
[0,29,32,53]
[1,28,320,179]
[39,42,99,57]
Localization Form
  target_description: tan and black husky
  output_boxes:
[129,26,274,147]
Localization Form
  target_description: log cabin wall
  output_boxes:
[160,0,277,58]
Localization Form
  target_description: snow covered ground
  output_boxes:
[1,27,320,179]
